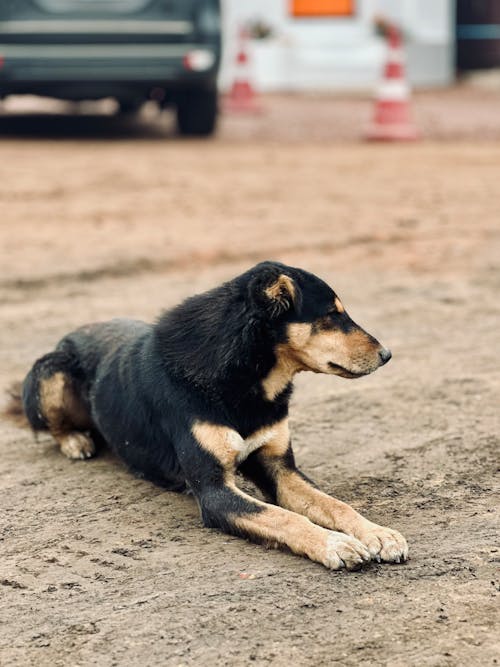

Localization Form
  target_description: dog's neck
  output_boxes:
[154,292,301,406]
[261,344,304,402]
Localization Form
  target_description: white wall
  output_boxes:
[220,0,455,91]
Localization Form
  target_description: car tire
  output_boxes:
[176,87,218,137]
[117,99,143,115]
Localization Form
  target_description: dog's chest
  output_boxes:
[228,426,276,463]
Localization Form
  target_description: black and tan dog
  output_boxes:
[8,261,408,570]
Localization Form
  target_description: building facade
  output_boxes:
[220,0,455,91]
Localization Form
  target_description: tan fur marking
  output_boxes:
[192,422,241,468]
[276,470,363,533]
[231,496,330,563]
[241,419,288,461]
[259,418,290,457]
[264,274,296,304]
[286,322,381,376]
[262,318,381,397]
[40,372,91,437]
[261,347,301,401]
[261,324,312,400]
[334,297,345,313]
[274,470,409,563]
[230,488,371,569]
[286,322,313,349]
[39,372,67,433]
[39,372,94,457]
[192,419,289,466]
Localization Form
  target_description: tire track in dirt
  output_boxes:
[0,232,430,294]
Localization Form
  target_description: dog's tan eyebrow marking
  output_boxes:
[334,297,345,313]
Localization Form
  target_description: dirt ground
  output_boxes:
[0,89,499,666]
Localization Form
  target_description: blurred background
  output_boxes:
[1,2,499,666]
[0,0,500,137]
[224,0,454,91]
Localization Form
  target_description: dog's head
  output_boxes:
[247,261,391,379]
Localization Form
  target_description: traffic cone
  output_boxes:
[365,23,419,141]
[224,27,263,114]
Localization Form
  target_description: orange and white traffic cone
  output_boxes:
[365,24,419,141]
[224,27,263,114]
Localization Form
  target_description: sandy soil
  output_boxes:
[0,91,499,666]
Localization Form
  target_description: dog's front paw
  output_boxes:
[353,521,408,564]
[323,531,372,571]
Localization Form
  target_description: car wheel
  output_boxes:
[117,99,143,115]
[176,87,218,137]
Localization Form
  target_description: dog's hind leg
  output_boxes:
[22,351,96,460]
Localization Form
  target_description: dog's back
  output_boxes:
[13,319,147,454]
[57,318,152,379]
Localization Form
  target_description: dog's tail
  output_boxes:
[1,381,29,428]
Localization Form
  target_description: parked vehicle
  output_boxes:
[0,0,221,136]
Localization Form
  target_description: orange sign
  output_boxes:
[291,0,354,17]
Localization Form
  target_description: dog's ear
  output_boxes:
[250,268,302,318]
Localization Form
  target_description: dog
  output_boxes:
[6,261,408,570]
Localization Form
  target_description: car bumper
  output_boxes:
[0,43,219,92]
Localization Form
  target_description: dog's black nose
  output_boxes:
[379,348,392,365]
